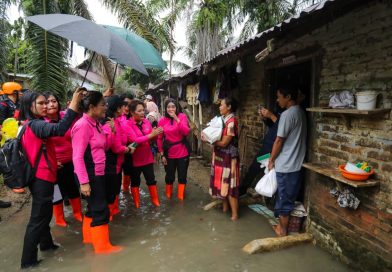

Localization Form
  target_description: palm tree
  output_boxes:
[147,0,237,67]
[2,0,172,97]
[238,0,323,41]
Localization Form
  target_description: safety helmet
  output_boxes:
[1,82,23,95]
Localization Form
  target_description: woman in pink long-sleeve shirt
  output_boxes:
[157,98,191,200]
[72,91,122,254]
[102,95,134,219]
[127,100,162,208]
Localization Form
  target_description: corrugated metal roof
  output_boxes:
[203,0,335,64]
[152,0,360,87]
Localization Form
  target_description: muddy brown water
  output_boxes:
[0,163,351,272]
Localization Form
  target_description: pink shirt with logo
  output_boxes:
[157,113,190,159]
[127,118,155,167]
[103,117,128,174]
[72,114,107,184]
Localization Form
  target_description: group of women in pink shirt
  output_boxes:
[18,88,191,269]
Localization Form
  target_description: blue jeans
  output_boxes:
[274,171,302,217]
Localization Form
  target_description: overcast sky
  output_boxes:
[7,0,190,72]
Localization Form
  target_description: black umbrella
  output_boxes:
[26,14,148,86]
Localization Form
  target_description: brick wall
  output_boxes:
[264,2,392,271]
[189,2,391,270]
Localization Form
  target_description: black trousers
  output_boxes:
[55,162,80,204]
[164,156,190,184]
[21,179,55,266]
[239,149,265,195]
[105,173,121,204]
[130,163,156,187]
[85,175,109,227]
[122,154,132,176]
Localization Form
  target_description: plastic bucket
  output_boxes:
[356,91,377,110]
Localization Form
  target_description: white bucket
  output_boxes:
[356,91,378,110]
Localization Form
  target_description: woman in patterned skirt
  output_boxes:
[206,97,240,221]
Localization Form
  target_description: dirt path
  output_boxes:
[0,182,30,222]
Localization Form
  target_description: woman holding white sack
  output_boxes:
[201,115,224,144]
[202,97,240,221]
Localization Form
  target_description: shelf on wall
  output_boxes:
[303,162,379,188]
[306,107,390,115]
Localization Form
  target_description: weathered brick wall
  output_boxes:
[235,54,266,168]
[190,2,391,270]
[199,57,267,169]
[264,2,392,271]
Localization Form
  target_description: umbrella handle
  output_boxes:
[82,52,96,87]
[111,63,118,87]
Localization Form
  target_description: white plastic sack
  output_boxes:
[202,116,224,144]
[329,91,355,108]
[255,168,277,197]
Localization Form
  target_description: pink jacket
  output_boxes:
[157,113,190,159]
[103,117,128,174]
[21,110,78,183]
[72,114,107,184]
[127,118,154,167]
[44,111,77,164]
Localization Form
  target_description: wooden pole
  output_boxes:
[242,233,313,254]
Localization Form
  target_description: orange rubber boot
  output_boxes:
[165,184,173,199]
[178,184,186,200]
[90,224,123,254]
[53,203,67,227]
[112,195,120,215]
[108,203,115,222]
[130,187,140,209]
[148,185,160,207]
[122,175,131,193]
[69,197,83,222]
[82,216,92,244]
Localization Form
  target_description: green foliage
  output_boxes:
[122,68,168,90]
[21,0,69,99]
[6,18,31,75]
[99,0,173,53]
[0,0,13,81]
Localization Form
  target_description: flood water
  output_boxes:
[0,165,351,272]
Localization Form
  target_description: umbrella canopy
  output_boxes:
[103,25,167,71]
[26,14,148,75]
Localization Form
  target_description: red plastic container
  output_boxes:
[338,165,374,181]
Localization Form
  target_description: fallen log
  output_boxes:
[242,233,313,254]
[203,196,264,211]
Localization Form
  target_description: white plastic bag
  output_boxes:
[329,91,355,108]
[255,168,277,197]
[202,116,224,144]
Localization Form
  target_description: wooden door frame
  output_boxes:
[263,45,324,162]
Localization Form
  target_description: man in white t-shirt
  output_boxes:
[269,86,307,237]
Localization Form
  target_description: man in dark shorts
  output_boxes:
[269,86,307,237]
